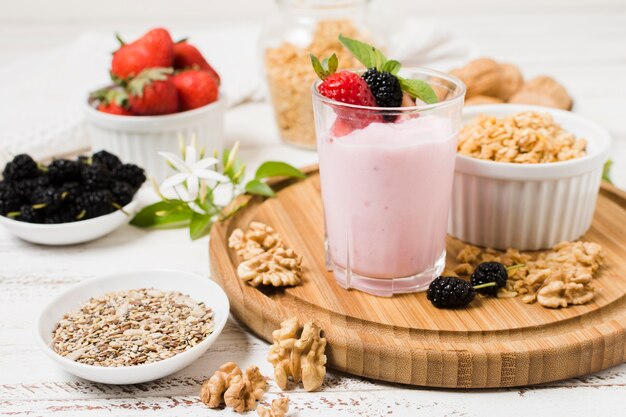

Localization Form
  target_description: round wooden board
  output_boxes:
[209,166,626,388]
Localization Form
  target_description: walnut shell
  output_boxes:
[507,91,563,109]
[510,76,572,110]
[495,63,524,100]
[465,95,505,106]
[451,58,503,98]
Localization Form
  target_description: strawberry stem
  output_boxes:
[115,32,125,46]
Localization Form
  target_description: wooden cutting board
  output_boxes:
[209,166,626,388]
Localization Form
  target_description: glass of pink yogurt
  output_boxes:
[312,67,465,296]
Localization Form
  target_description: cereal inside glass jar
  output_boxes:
[260,0,376,148]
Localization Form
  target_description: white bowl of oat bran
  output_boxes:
[449,104,611,250]
[36,269,229,384]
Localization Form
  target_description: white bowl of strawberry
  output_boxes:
[84,28,225,181]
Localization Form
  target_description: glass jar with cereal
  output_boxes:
[260,0,377,149]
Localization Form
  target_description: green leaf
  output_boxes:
[189,211,214,240]
[338,34,387,69]
[130,201,192,228]
[603,159,613,184]
[245,179,276,197]
[255,161,305,180]
[398,77,438,104]
[382,60,401,75]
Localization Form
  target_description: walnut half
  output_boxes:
[257,398,290,417]
[229,222,303,287]
[267,317,327,392]
[200,362,267,412]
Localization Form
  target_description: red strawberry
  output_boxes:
[90,87,132,115]
[127,68,179,115]
[317,71,377,107]
[111,28,174,80]
[311,53,381,136]
[171,70,218,111]
[173,41,221,85]
[98,102,132,115]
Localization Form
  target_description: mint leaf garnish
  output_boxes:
[338,34,388,70]
[381,60,401,75]
[398,77,438,104]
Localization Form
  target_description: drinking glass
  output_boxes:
[312,67,465,296]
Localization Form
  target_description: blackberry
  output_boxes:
[2,154,39,181]
[111,181,135,206]
[92,150,122,170]
[17,204,44,223]
[470,262,509,296]
[13,176,49,200]
[0,182,22,215]
[47,159,81,185]
[30,186,65,211]
[43,205,76,224]
[427,276,476,309]
[362,68,403,120]
[81,164,111,190]
[112,164,146,188]
[78,190,115,219]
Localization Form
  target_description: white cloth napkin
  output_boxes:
[0,19,471,160]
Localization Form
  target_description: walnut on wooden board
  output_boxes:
[229,222,283,260]
[257,398,290,417]
[200,362,267,412]
[454,241,604,308]
[267,317,327,392]
[238,248,302,287]
[229,222,303,287]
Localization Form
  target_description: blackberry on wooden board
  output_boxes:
[470,262,509,296]
[427,276,476,309]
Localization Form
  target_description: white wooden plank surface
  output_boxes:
[1,4,626,416]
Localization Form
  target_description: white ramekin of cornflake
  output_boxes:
[450,104,611,251]
[36,269,229,384]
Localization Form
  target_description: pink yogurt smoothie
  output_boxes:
[318,115,456,283]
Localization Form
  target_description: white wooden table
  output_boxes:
[1,6,626,417]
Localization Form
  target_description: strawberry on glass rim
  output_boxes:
[312,35,439,136]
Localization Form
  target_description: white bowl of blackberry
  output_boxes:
[0,151,145,245]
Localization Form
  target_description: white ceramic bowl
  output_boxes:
[84,95,225,182]
[0,200,137,245]
[449,104,611,250]
[36,269,229,385]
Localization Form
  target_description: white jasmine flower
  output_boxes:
[159,145,228,202]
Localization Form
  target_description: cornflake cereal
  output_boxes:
[452,241,605,308]
[52,288,214,366]
[264,20,362,147]
[457,111,587,163]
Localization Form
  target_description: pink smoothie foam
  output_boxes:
[318,115,456,283]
